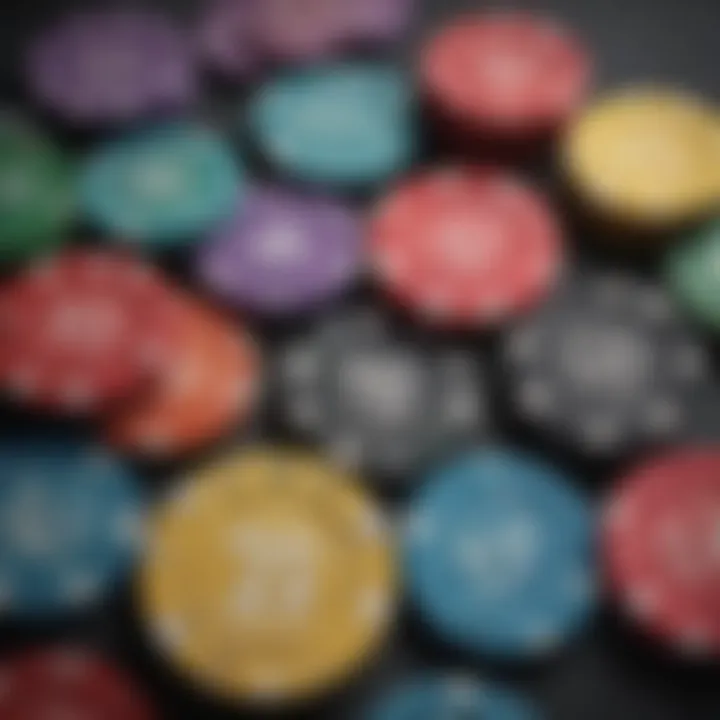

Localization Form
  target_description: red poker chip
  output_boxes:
[0,250,179,414]
[421,13,591,139]
[0,647,155,720]
[604,449,720,657]
[369,167,563,327]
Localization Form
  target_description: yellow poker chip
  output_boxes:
[139,447,396,704]
[563,88,720,228]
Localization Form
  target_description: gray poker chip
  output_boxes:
[280,309,486,478]
[504,273,709,456]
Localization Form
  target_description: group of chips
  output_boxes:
[0,250,260,459]
[0,2,719,719]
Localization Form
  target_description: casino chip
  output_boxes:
[140,448,395,702]
[370,167,564,327]
[248,64,415,186]
[404,448,596,659]
[0,250,178,413]
[26,9,198,125]
[256,0,414,60]
[0,437,144,616]
[421,13,591,140]
[0,647,155,720]
[563,89,720,229]
[504,273,709,455]
[0,114,75,262]
[198,0,262,79]
[280,309,486,476]
[105,299,260,459]
[665,218,720,330]
[198,186,362,315]
[603,449,720,657]
[80,123,241,246]
[367,675,540,720]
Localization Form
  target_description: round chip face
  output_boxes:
[665,219,720,330]
[198,0,261,79]
[504,273,709,455]
[404,448,596,659]
[603,449,720,657]
[0,250,178,413]
[0,115,75,262]
[370,168,563,326]
[198,187,362,315]
[422,13,591,135]
[0,647,155,720]
[0,438,144,616]
[563,89,720,227]
[367,675,540,720]
[280,309,486,477]
[105,299,260,459]
[140,448,395,702]
[26,10,198,125]
[248,64,415,185]
[80,124,241,246]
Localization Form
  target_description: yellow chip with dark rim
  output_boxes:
[563,88,720,228]
[140,447,396,703]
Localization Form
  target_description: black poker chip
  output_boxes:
[503,272,709,456]
[280,309,486,478]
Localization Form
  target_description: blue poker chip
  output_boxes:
[0,436,144,616]
[368,675,541,720]
[80,122,241,246]
[247,63,416,186]
[404,447,596,659]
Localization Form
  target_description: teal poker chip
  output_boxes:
[367,675,541,720]
[0,114,75,261]
[247,63,416,186]
[403,447,596,659]
[80,122,241,246]
[665,219,720,330]
[0,436,144,616]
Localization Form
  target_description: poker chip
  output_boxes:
[198,186,362,315]
[248,64,416,186]
[105,299,260,459]
[603,449,720,657]
[0,437,144,616]
[404,447,596,659]
[198,0,261,79]
[367,675,540,720]
[421,13,591,140]
[199,0,414,77]
[504,273,709,456]
[256,0,414,61]
[0,114,75,262]
[80,123,241,246]
[0,250,178,413]
[140,448,395,703]
[26,9,198,126]
[665,218,720,330]
[0,647,155,719]
[280,309,486,476]
[370,167,564,327]
[563,88,720,229]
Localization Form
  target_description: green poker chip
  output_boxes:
[665,219,720,330]
[0,116,75,261]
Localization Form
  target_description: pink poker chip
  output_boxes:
[26,9,198,125]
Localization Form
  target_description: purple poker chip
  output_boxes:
[342,0,415,44]
[255,0,347,62]
[198,186,363,315]
[26,10,198,125]
[197,0,261,79]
